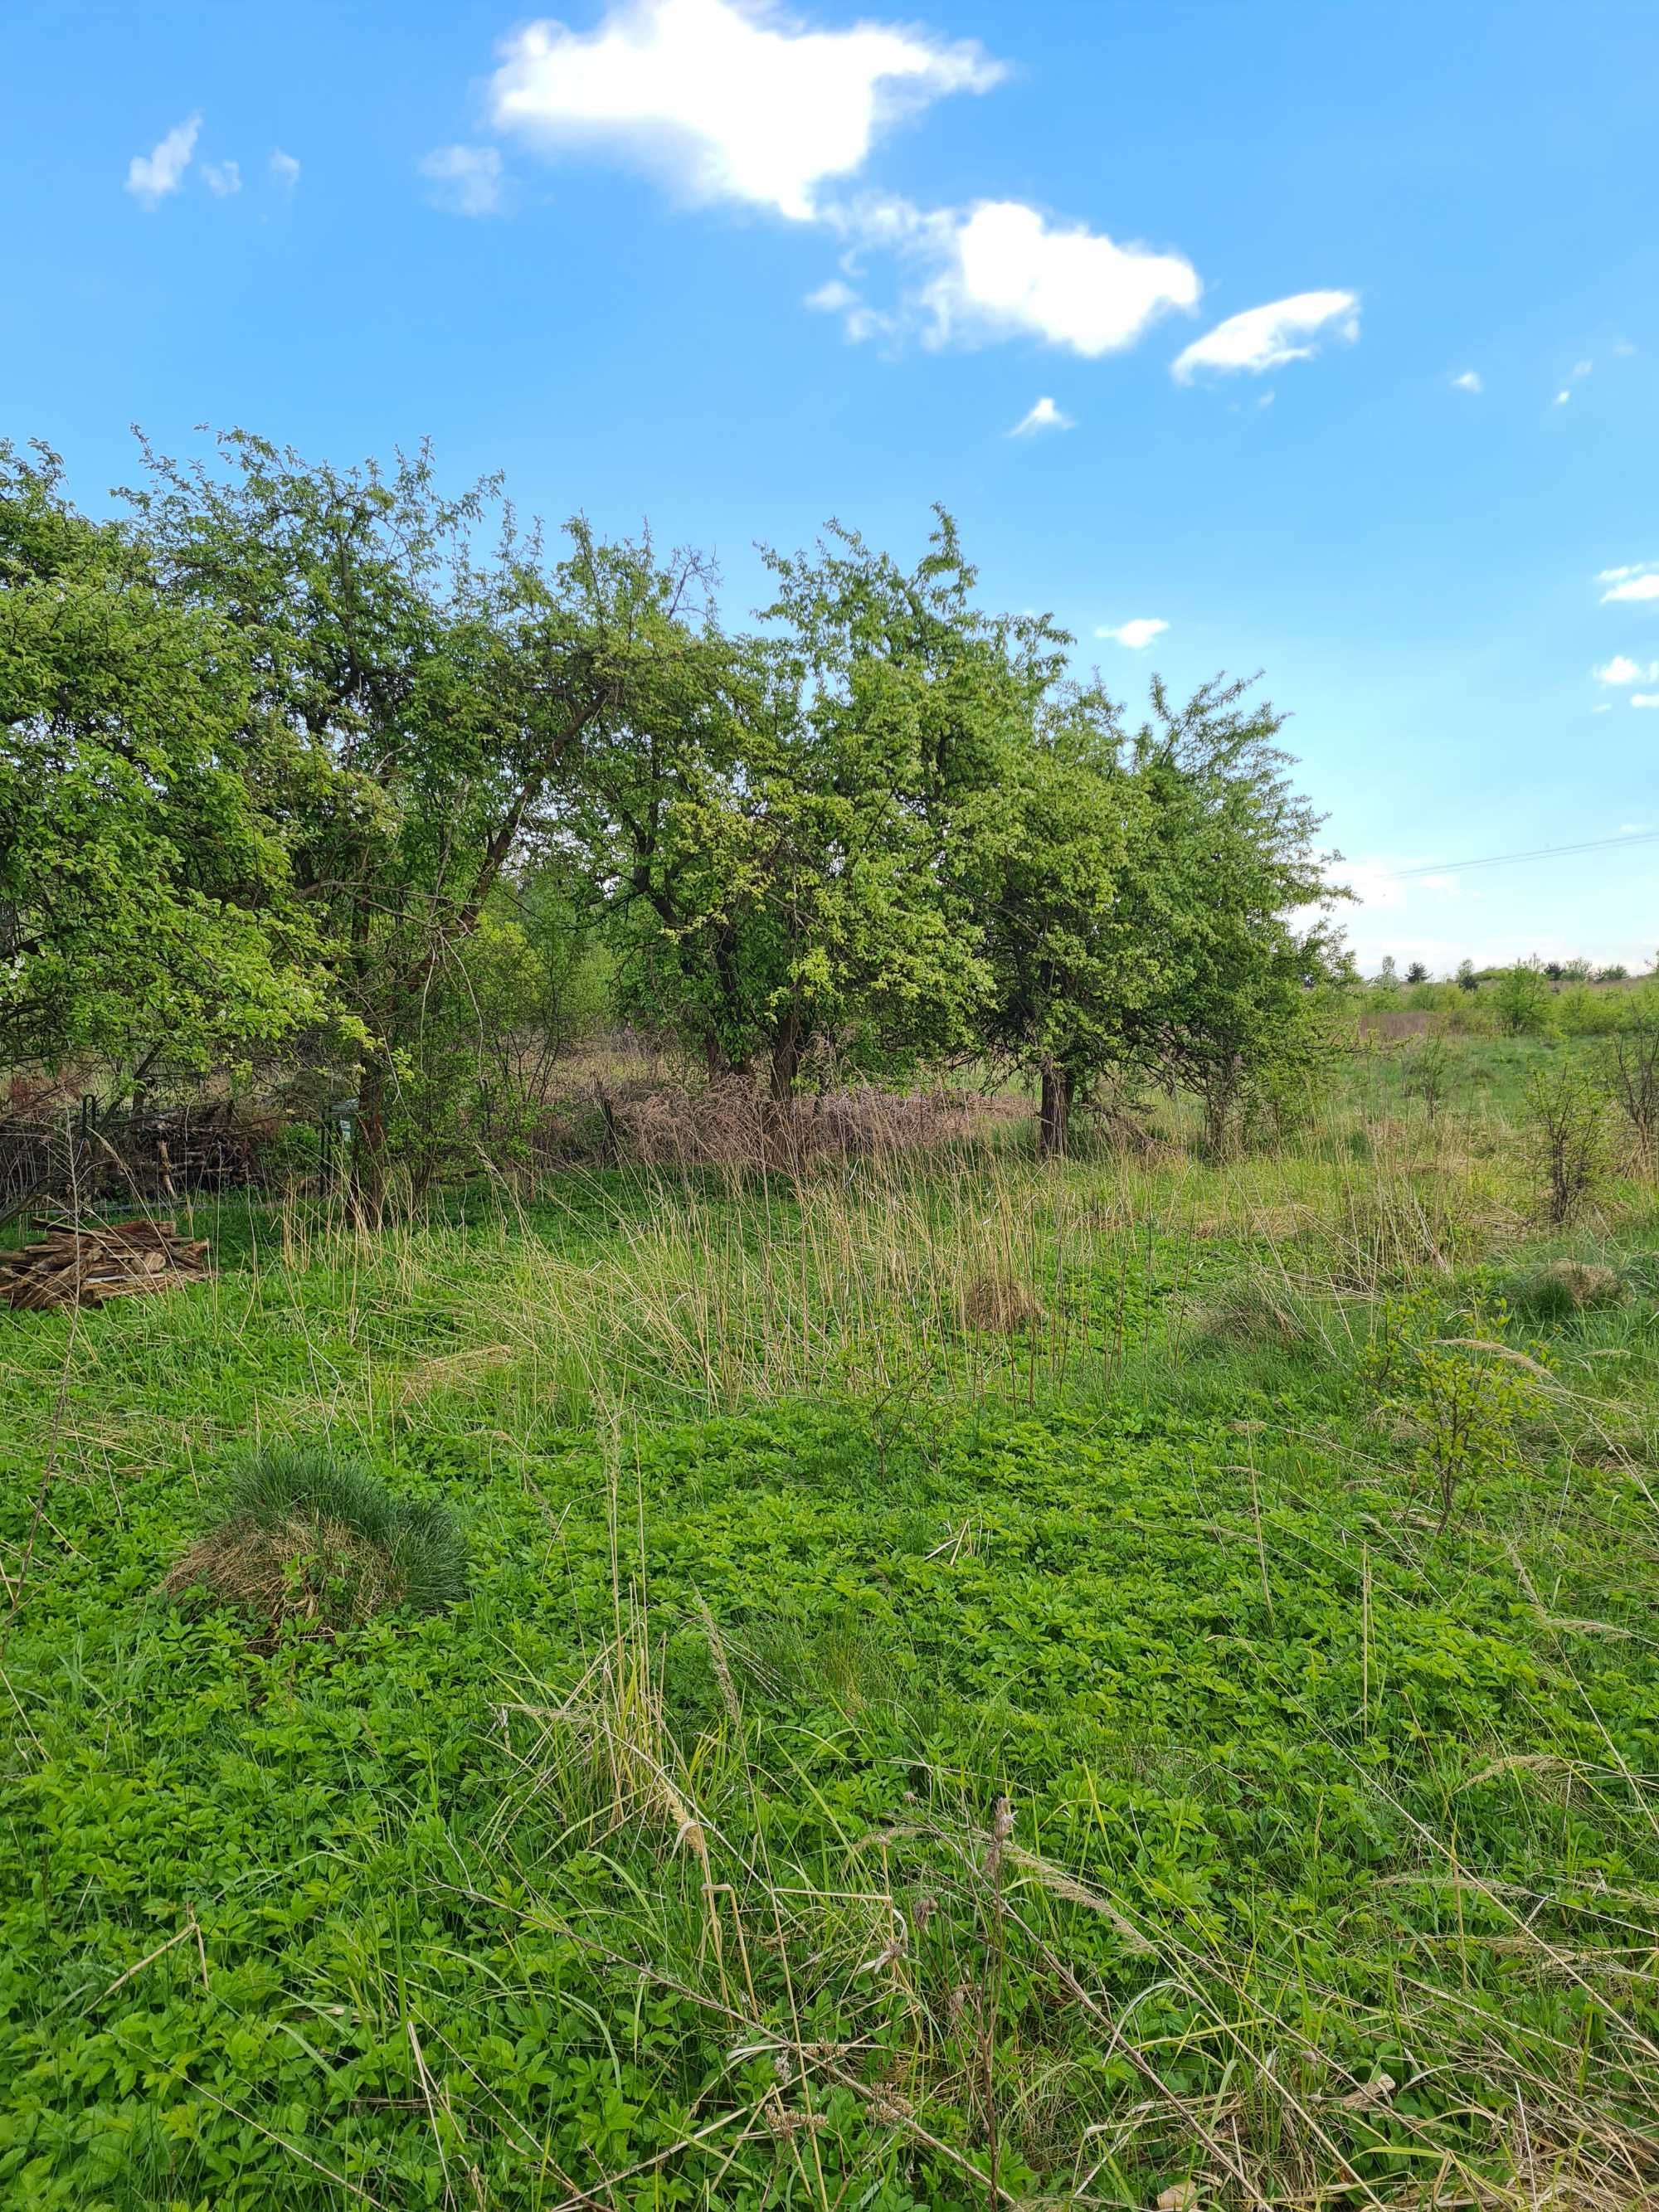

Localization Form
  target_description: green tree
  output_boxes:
[121,432,682,1194]
[1491,958,1552,1036]
[0,442,324,1094]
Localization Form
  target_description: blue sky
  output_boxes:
[6,0,1657,972]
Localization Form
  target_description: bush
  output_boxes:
[1523,1066,1608,1226]
[163,1446,467,1630]
[1492,960,1552,1037]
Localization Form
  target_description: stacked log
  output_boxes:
[0,1219,212,1311]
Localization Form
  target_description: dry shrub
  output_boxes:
[963,1271,1044,1334]
[606,1078,1013,1169]
[163,1446,466,1631]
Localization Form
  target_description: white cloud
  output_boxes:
[421,144,504,216]
[202,158,241,197]
[1554,388,1570,405]
[917,199,1199,356]
[270,148,301,192]
[1596,655,1658,685]
[1009,396,1074,436]
[804,277,858,314]
[1571,357,1593,379]
[125,114,201,207]
[1633,693,1659,710]
[1172,289,1358,382]
[814,193,1199,357]
[1452,369,1481,393]
[1620,824,1654,834]
[1095,617,1168,649]
[1601,565,1659,605]
[1593,702,1613,713]
[489,0,1001,222]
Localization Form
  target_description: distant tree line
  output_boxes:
[1,433,1347,1188]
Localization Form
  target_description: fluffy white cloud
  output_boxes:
[1554,388,1571,405]
[816,194,1198,356]
[1095,617,1168,649]
[1633,693,1659,710]
[1009,396,1074,436]
[489,0,1000,221]
[1452,369,1481,393]
[1600,566,1659,605]
[916,200,1198,356]
[1596,655,1658,685]
[1172,289,1358,382]
[421,144,505,216]
[270,148,301,192]
[125,114,200,207]
[202,158,241,197]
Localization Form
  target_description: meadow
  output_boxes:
[3,1034,1659,2211]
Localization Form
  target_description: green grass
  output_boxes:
[3,1054,1659,2207]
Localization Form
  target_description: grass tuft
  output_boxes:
[163,1443,467,1628]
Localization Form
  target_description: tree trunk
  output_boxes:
[769,1009,805,1106]
[1038,1061,1073,1159]
[352,1054,390,1218]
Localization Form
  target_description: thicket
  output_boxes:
[1,434,1345,1184]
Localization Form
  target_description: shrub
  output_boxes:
[1491,960,1552,1037]
[163,1446,467,1630]
[1364,1294,1548,1532]
[1595,987,1659,1171]
[1523,1066,1608,1225]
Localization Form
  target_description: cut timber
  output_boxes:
[0,1218,214,1312]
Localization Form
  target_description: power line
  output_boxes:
[1382,828,1659,881]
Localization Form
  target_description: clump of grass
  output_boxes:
[962,1271,1044,1334]
[163,1444,467,1629]
[1192,1273,1309,1349]
[1511,1256,1625,1319]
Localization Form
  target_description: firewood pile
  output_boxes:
[0,1218,213,1312]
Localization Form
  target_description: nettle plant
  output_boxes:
[1363,1291,1550,1533]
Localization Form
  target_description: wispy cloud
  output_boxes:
[202,158,241,197]
[1095,617,1168,649]
[489,0,1000,222]
[1451,369,1482,393]
[1009,396,1074,436]
[1633,693,1659,710]
[125,113,201,207]
[270,148,301,192]
[420,144,505,216]
[1171,289,1359,382]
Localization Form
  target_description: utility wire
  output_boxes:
[1381,828,1659,881]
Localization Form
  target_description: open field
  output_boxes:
[4,1039,1659,2210]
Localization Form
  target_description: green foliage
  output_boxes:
[1363,1291,1549,1530]
[3,1117,1659,2206]
[0,443,324,1083]
[1491,958,1552,1036]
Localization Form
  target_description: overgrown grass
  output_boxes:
[3,1046,1659,2207]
